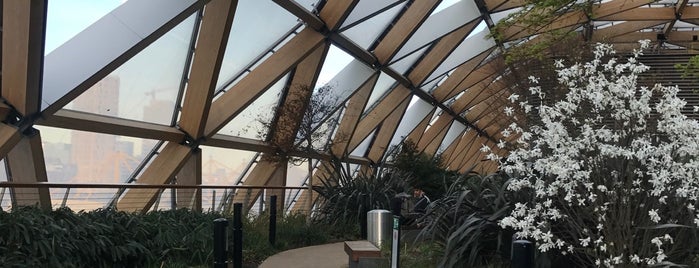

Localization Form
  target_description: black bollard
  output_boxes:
[511,239,534,268]
[269,195,277,246]
[213,218,228,268]
[360,205,368,239]
[233,203,243,268]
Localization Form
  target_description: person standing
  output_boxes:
[412,187,430,214]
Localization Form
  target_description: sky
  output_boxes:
[45,0,126,55]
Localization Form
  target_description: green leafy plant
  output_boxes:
[312,158,408,229]
[390,141,459,200]
[418,173,527,268]
[489,0,591,63]
[0,207,345,267]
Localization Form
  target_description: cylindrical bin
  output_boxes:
[367,209,393,248]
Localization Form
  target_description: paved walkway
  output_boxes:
[259,242,348,268]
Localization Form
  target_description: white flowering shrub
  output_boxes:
[487,40,699,266]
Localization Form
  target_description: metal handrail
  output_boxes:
[0,182,307,190]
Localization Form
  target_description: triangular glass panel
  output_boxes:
[431,0,463,15]
[437,122,467,155]
[342,0,403,29]
[0,159,8,210]
[393,0,481,61]
[426,27,496,83]
[350,129,375,157]
[216,1,300,89]
[491,7,522,24]
[382,97,433,162]
[199,145,258,210]
[37,125,160,210]
[421,73,447,92]
[216,73,290,139]
[341,2,406,49]
[365,72,398,114]
[296,106,343,152]
[316,58,375,112]
[316,45,355,86]
[66,14,196,126]
[287,159,312,187]
[389,46,429,75]
[45,1,125,54]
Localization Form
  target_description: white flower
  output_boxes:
[528,75,539,83]
[649,209,661,223]
[579,237,591,247]
[508,94,520,102]
[504,106,514,116]
[480,144,491,152]
[630,254,641,264]
[499,40,699,265]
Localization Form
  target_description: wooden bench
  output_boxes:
[344,241,382,268]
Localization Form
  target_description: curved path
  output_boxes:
[259,242,348,268]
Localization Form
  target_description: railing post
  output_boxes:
[61,188,70,208]
[244,188,252,212]
[233,203,243,268]
[511,239,534,268]
[171,184,177,210]
[213,218,228,268]
[259,191,265,215]
[212,190,216,212]
[269,195,277,246]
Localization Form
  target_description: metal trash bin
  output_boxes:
[367,209,392,248]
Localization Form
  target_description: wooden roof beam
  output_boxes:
[596,7,675,21]
[116,142,193,212]
[592,0,658,19]
[330,74,378,157]
[269,44,329,150]
[451,76,504,113]
[444,58,503,101]
[366,98,409,162]
[39,109,185,142]
[178,0,239,139]
[416,113,453,151]
[6,131,51,209]
[591,21,667,41]
[662,0,689,38]
[404,108,435,145]
[422,119,452,157]
[407,20,479,85]
[204,28,325,136]
[431,49,494,102]
[373,0,442,64]
[2,0,45,116]
[347,86,411,150]
[487,0,526,12]
[444,130,477,169]
[319,0,360,31]
[502,10,587,41]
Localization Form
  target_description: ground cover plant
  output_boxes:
[0,206,343,267]
[484,40,699,266]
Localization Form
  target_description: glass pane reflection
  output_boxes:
[67,15,196,125]
[38,125,159,210]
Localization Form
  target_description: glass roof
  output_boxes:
[3,0,697,212]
